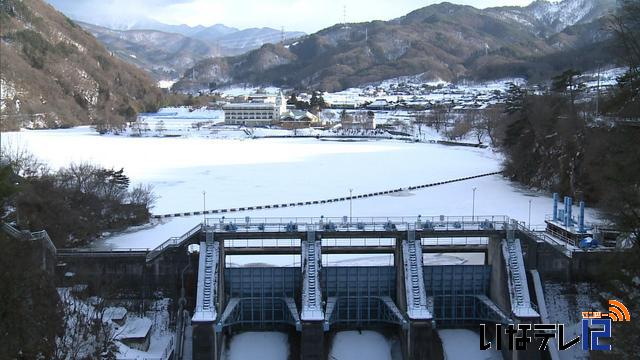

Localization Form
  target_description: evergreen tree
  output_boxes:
[505,83,526,115]
[287,93,298,106]
[309,91,326,114]
[552,69,585,113]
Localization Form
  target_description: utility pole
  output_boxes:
[596,64,601,116]
[349,188,353,223]
[202,190,206,223]
[472,187,477,220]
[528,199,532,230]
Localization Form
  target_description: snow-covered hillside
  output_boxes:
[489,0,616,34]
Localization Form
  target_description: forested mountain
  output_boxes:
[173,0,618,92]
[0,0,163,130]
[79,22,305,81]
[78,22,221,81]
[498,0,640,247]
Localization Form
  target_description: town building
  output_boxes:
[223,92,287,126]
[366,98,393,110]
[278,110,320,129]
[341,111,376,130]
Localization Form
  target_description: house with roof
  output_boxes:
[278,110,320,129]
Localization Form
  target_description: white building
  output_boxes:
[223,92,287,126]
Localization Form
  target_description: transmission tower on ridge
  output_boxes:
[342,5,350,30]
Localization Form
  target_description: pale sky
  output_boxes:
[47,0,535,33]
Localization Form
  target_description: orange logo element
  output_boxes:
[602,300,631,322]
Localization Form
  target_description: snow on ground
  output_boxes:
[114,298,174,360]
[5,127,600,257]
[56,289,173,360]
[438,329,502,360]
[221,332,289,360]
[543,282,603,360]
[157,80,177,89]
[329,331,400,360]
[582,67,627,89]
[215,86,282,97]
[135,107,224,136]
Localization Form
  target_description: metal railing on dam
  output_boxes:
[204,215,507,234]
[54,214,623,263]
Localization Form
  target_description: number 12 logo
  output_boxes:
[582,318,612,351]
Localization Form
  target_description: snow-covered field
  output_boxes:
[4,126,599,256]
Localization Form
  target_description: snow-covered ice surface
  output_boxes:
[438,329,502,360]
[4,126,600,255]
[221,332,289,360]
[329,331,400,360]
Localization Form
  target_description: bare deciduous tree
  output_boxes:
[55,290,118,360]
[0,141,49,178]
[412,112,428,139]
[155,120,166,136]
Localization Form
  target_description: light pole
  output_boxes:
[472,187,477,220]
[349,188,353,223]
[202,190,206,223]
[528,199,532,230]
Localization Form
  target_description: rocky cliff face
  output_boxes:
[487,0,616,34]
[0,0,162,130]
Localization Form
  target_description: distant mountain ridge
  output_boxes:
[78,22,221,81]
[43,0,305,81]
[173,0,618,92]
[78,21,304,81]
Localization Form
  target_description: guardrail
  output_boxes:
[31,230,57,256]
[2,222,22,237]
[512,222,574,258]
[57,248,150,257]
[205,215,509,235]
[2,223,57,256]
[146,224,202,262]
